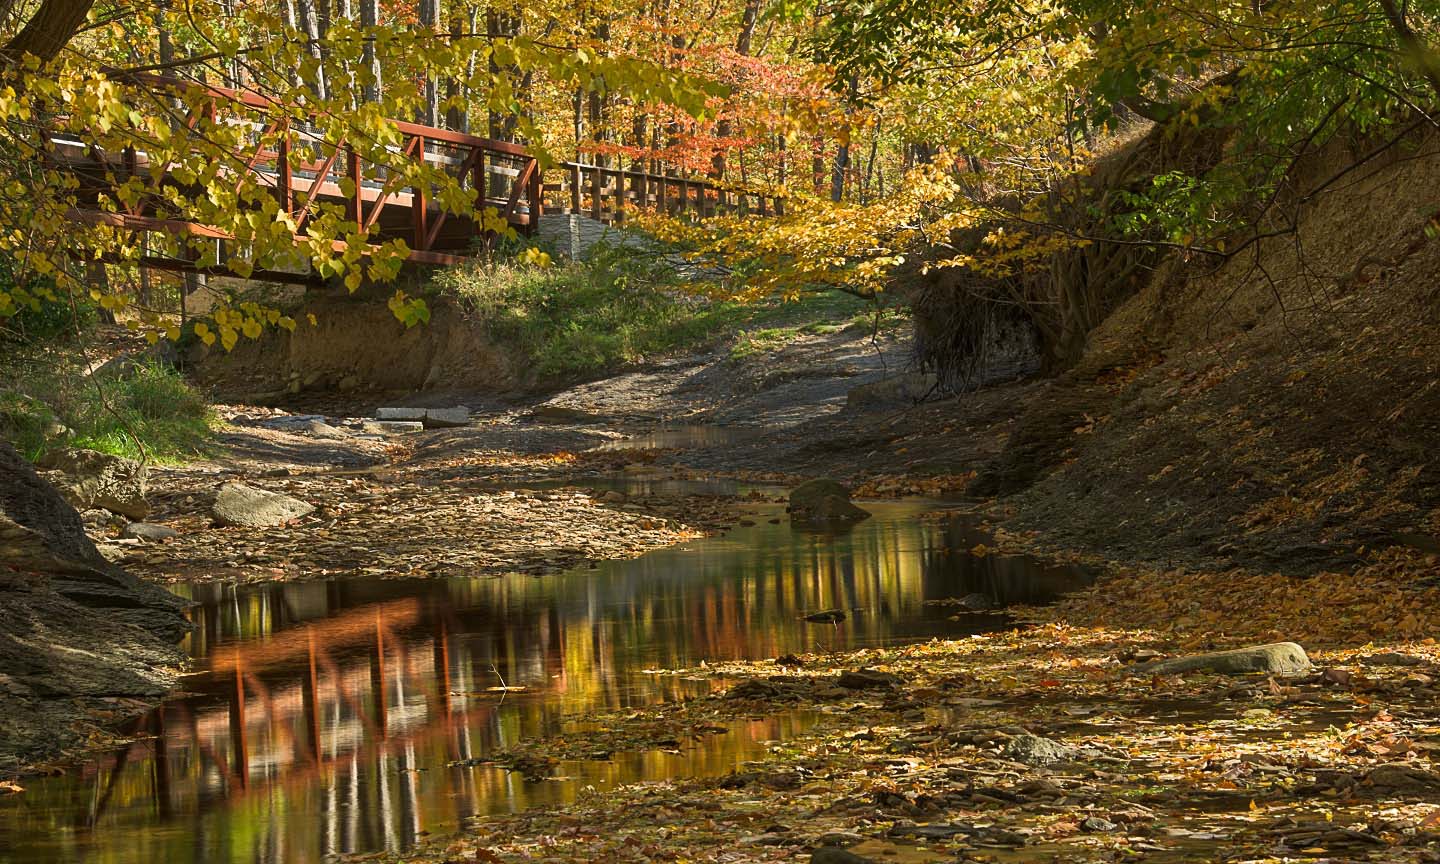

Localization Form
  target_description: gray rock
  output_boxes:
[306,420,350,439]
[422,406,471,428]
[836,668,903,689]
[532,404,609,424]
[1082,816,1119,833]
[254,414,327,429]
[889,822,971,840]
[362,420,425,435]
[809,848,875,864]
[121,522,179,542]
[212,482,314,528]
[816,832,864,847]
[1004,734,1073,766]
[0,438,189,638]
[1366,764,1440,789]
[1360,652,1425,667]
[957,592,996,611]
[1130,642,1311,677]
[789,478,870,524]
[845,372,938,411]
[46,449,149,520]
[375,406,427,421]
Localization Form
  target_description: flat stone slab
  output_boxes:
[1130,642,1311,676]
[422,406,470,428]
[375,407,428,421]
[212,482,314,528]
[362,420,425,435]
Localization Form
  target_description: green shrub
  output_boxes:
[0,361,214,463]
[67,362,214,461]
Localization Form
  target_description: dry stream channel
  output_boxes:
[0,490,1090,864]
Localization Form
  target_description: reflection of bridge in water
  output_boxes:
[4,503,1091,863]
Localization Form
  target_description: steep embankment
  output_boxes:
[978,130,1440,575]
[189,293,523,402]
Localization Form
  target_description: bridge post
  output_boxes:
[413,135,429,250]
[612,169,625,223]
[277,129,293,216]
[569,163,582,215]
[528,159,543,232]
[346,146,363,227]
[589,165,602,222]
[480,148,492,213]
[657,176,668,213]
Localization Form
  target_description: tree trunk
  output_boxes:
[334,0,355,108]
[1377,0,1440,103]
[358,0,380,102]
[487,8,521,141]
[417,0,439,126]
[1,0,95,65]
[709,0,763,182]
[297,0,328,100]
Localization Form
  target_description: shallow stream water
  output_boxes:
[0,499,1089,864]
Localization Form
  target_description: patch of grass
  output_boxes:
[0,360,215,463]
[429,253,889,382]
[68,363,214,461]
[728,326,802,362]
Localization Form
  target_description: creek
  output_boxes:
[0,497,1089,864]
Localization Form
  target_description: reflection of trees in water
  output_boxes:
[11,503,1000,864]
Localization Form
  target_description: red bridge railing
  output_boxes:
[49,74,542,277]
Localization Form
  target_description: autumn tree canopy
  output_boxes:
[1,0,1438,352]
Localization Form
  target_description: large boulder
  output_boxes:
[1004,733,1074,766]
[789,478,870,524]
[2,445,115,576]
[0,441,189,640]
[846,372,939,411]
[212,481,314,527]
[46,448,149,520]
[1129,642,1311,676]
